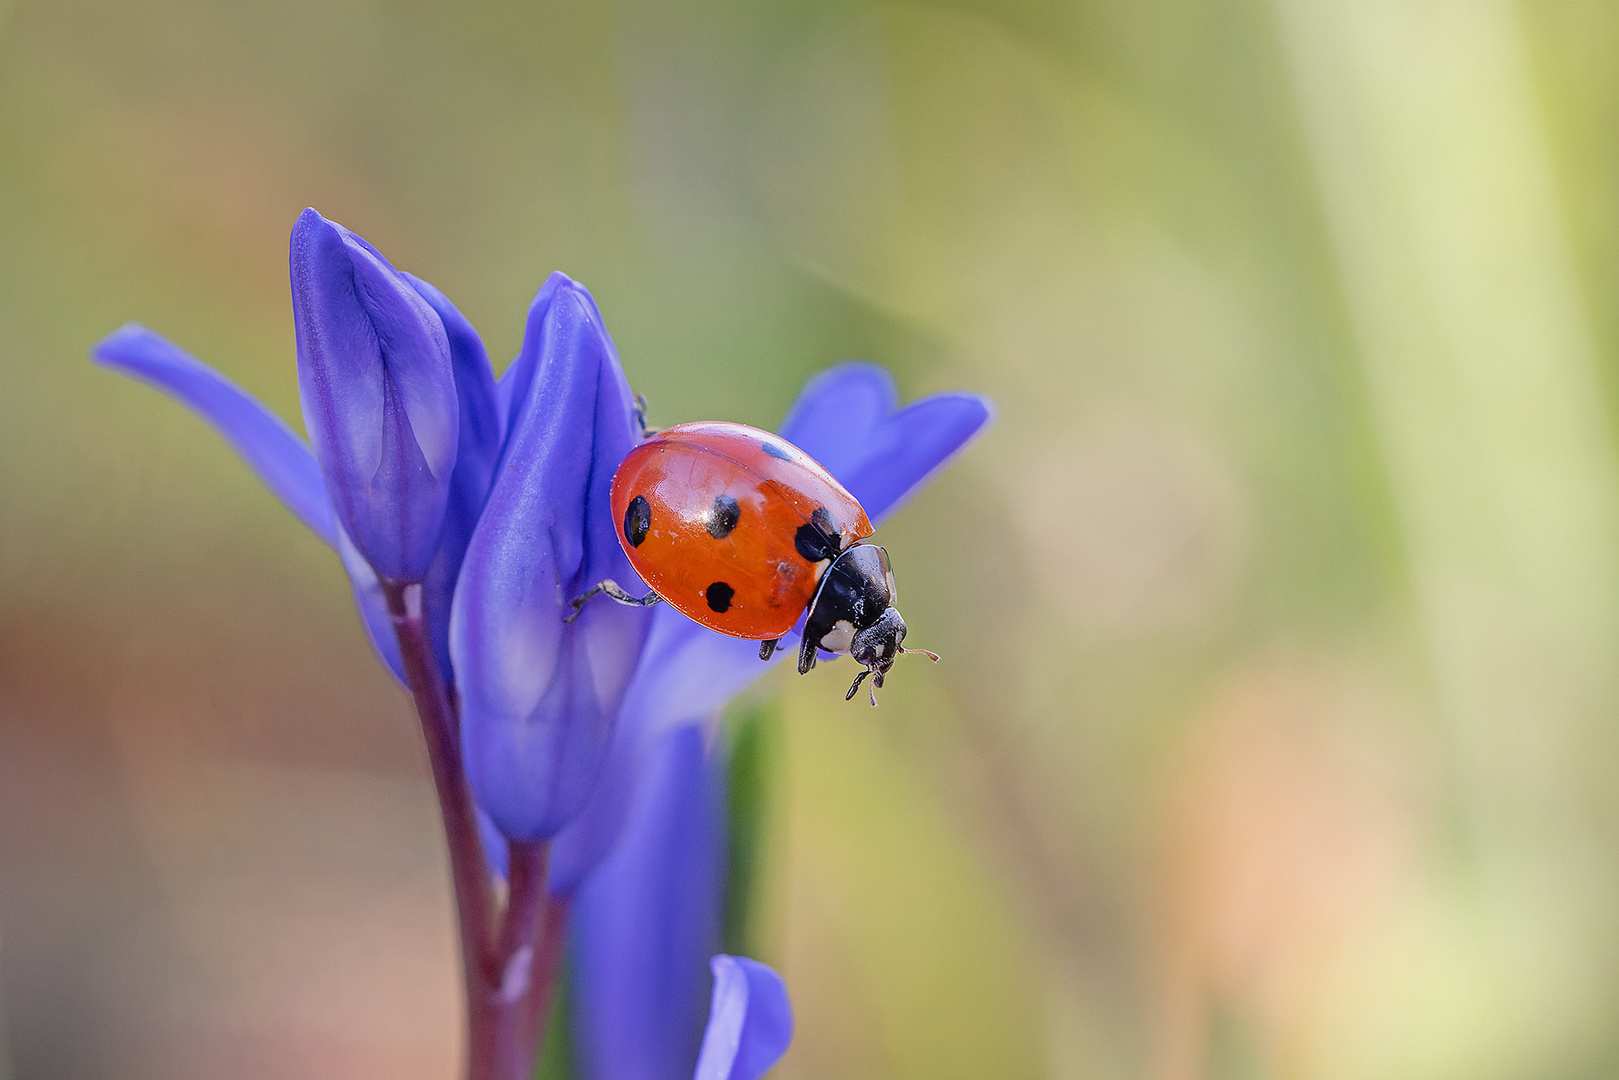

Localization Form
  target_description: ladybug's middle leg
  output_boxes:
[565,580,663,623]
[758,638,780,661]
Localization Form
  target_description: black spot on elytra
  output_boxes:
[623,495,651,547]
[706,581,735,613]
[794,505,842,562]
[760,439,794,461]
[706,494,740,539]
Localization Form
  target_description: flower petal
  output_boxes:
[452,274,652,840]
[91,323,415,684]
[572,724,725,1080]
[620,608,761,732]
[290,208,458,580]
[780,361,994,522]
[493,271,565,436]
[773,361,897,485]
[546,701,641,896]
[402,272,503,681]
[692,956,793,1080]
[91,324,337,548]
[334,522,407,683]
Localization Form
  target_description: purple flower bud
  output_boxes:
[451,274,652,841]
[290,208,459,582]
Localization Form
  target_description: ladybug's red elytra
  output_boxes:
[566,420,936,704]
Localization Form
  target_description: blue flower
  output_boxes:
[96,216,657,854]
[94,207,990,1080]
[94,218,665,1079]
[563,365,992,1079]
[95,212,505,684]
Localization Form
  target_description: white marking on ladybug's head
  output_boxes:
[820,619,856,654]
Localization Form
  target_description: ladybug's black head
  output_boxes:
[851,605,905,670]
[800,544,938,705]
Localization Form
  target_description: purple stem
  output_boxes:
[383,580,567,1080]
[485,840,556,1078]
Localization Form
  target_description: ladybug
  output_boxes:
[567,421,936,703]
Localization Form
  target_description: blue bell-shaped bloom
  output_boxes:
[451,273,654,842]
[290,207,459,582]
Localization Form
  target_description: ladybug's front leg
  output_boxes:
[796,629,819,674]
[564,579,663,623]
[632,392,660,437]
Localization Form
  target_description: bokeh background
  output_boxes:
[5,0,1619,1076]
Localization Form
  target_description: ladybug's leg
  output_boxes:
[796,629,819,674]
[564,579,663,623]
[632,392,660,437]
[758,638,780,662]
[845,669,871,703]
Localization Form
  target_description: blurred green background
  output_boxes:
[5,0,1619,1076]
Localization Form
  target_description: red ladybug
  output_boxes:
[567,421,935,703]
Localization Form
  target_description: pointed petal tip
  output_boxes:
[542,272,615,328]
[290,206,329,249]
[943,388,996,433]
[812,359,897,395]
[554,279,604,326]
[87,324,340,550]
[516,272,573,332]
[90,322,157,367]
[538,273,605,329]
[90,324,209,384]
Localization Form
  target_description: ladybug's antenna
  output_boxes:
[846,648,939,706]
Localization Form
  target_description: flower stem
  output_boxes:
[382,580,567,1080]
[482,841,566,1077]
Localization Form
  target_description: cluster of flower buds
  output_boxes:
[94,209,992,1080]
